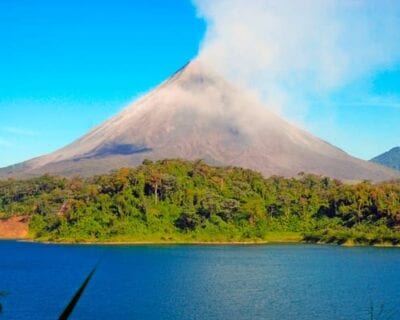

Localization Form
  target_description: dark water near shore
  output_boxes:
[0,241,400,319]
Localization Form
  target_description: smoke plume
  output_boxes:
[193,0,400,121]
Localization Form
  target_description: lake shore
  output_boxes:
[12,237,400,247]
[1,219,399,247]
[11,231,302,245]
[5,238,400,247]
[30,240,296,245]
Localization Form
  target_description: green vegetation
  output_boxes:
[0,159,399,245]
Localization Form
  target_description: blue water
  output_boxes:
[0,241,399,319]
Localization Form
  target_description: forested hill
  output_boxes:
[1,159,400,245]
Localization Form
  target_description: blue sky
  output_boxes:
[305,68,400,160]
[0,0,399,167]
[0,0,204,167]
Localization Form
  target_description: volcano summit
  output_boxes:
[1,61,398,181]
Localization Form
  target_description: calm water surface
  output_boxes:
[0,241,399,319]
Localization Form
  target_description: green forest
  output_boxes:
[1,159,400,245]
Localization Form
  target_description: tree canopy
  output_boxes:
[1,159,399,245]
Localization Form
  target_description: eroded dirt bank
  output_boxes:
[0,216,29,239]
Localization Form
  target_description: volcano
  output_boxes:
[1,60,398,181]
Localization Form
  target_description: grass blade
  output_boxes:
[58,266,97,320]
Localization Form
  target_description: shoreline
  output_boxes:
[2,237,398,248]
[18,238,301,246]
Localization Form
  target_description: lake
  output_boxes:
[0,241,399,319]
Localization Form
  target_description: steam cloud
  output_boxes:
[193,0,400,120]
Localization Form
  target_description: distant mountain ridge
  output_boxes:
[0,60,399,181]
[371,147,400,171]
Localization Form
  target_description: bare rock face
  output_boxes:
[1,60,399,181]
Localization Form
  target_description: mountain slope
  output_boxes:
[1,60,399,181]
[371,147,400,171]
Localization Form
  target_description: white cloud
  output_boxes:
[193,0,400,120]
